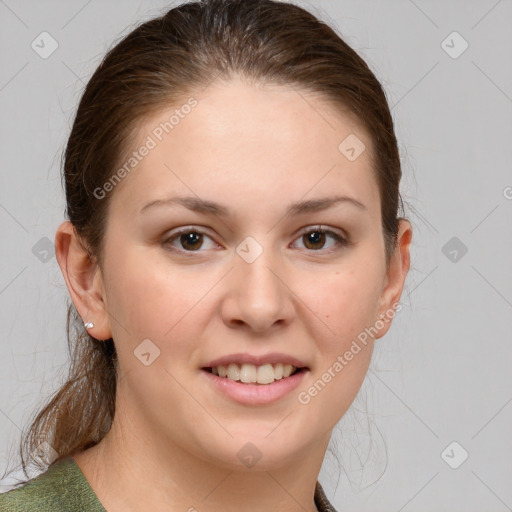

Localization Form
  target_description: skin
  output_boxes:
[55,76,412,512]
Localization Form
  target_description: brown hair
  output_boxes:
[5,0,406,483]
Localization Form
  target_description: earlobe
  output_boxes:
[374,219,412,339]
[54,221,112,340]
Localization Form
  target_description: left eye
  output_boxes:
[291,227,348,251]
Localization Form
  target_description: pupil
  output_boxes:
[181,232,202,250]
[305,231,325,249]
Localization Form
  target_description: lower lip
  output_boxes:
[201,368,308,406]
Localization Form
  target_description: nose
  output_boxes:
[220,242,295,333]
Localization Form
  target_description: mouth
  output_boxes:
[201,363,307,385]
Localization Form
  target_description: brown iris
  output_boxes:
[303,230,327,250]
[180,232,203,251]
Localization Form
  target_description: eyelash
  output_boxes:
[162,225,350,255]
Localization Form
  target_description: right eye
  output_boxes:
[163,228,219,253]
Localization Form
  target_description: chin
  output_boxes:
[197,434,310,473]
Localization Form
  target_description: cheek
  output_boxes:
[299,264,382,348]
[104,250,207,352]
[294,269,380,428]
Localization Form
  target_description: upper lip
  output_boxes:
[203,352,309,369]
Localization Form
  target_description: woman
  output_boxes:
[0,0,412,510]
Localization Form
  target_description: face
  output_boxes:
[79,77,406,470]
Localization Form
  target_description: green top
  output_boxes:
[0,456,338,511]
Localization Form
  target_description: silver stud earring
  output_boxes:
[84,321,95,329]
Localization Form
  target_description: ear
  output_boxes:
[54,221,112,341]
[374,218,412,340]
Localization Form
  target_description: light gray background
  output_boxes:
[1,1,511,510]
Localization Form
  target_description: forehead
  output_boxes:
[108,77,380,218]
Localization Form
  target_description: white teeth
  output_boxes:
[210,363,299,384]
[240,363,257,383]
[283,364,294,378]
[257,364,275,384]
[227,363,240,381]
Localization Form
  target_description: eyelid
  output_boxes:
[165,225,215,238]
[295,224,348,240]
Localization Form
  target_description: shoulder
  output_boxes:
[315,481,339,512]
[0,457,105,512]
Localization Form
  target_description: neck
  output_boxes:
[73,402,329,512]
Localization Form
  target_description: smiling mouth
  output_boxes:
[202,363,305,385]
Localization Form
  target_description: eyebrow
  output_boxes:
[139,194,367,217]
